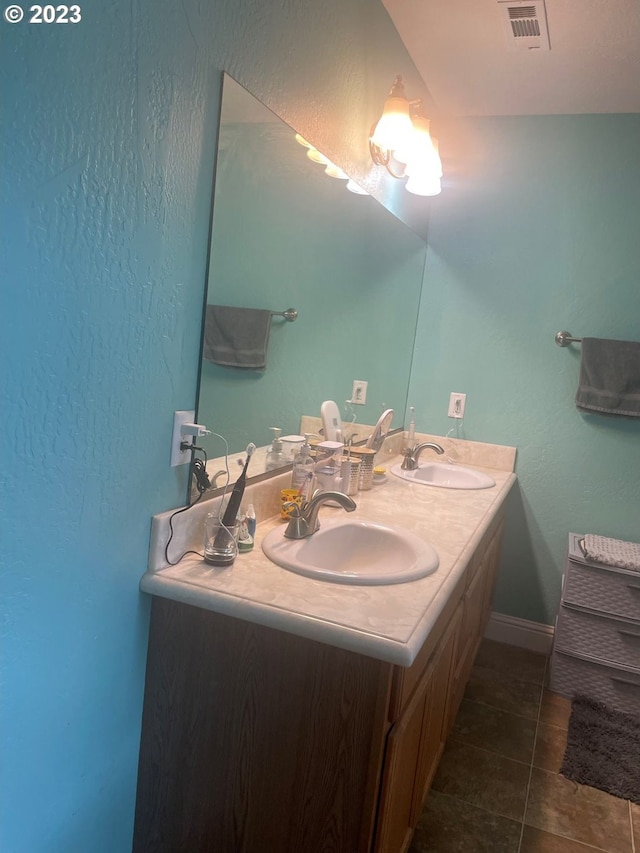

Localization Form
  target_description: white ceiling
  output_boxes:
[383,0,640,117]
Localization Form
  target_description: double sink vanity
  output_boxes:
[134,433,516,853]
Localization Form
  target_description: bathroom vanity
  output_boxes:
[134,438,516,853]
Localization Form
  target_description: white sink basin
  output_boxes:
[391,462,495,490]
[262,517,439,585]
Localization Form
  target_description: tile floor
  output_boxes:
[410,638,639,853]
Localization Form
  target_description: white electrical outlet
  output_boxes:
[448,393,466,419]
[352,380,368,405]
[171,410,196,466]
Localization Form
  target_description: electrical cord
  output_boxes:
[191,455,212,495]
[163,433,235,566]
[164,444,210,565]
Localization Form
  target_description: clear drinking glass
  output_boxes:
[203,516,239,566]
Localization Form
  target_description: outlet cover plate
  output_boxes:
[448,393,466,419]
[171,410,195,466]
[352,380,368,405]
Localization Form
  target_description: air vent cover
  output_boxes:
[498,0,550,51]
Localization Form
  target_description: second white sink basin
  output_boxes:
[391,462,496,490]
[262,517,439,585]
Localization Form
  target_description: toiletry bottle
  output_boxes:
[237,506,255,552]
[315,440,345,494]
[299,471,314,503]
[291,434,315,493]
[408,406,416,447]
[246,504,256,539]
[265,427,285,471]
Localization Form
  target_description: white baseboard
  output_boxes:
[484,612,554,655]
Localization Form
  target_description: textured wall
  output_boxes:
[0,1,423,851]
[408,114,640,625]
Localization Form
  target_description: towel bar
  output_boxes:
[271,308,298,322]
[555,331,583,347]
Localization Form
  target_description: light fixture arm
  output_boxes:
[368,132,407,179]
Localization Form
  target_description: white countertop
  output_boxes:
[141,435,516,667]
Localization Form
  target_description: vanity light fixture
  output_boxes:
[369,75,443,197]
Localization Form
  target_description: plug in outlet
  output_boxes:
[171,410,195,467]
[352,380,368,405]
[448,393,466,419]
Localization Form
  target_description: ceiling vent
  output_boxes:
[497,0,551,51]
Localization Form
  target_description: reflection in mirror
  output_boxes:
[196,75,427,485]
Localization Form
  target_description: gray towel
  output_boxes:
[203,305,272,369]
[575,337,640,417]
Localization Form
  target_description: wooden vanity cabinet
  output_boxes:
[134,511,505,853]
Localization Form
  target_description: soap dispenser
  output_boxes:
[291,434,315,493]
[265,427,285,471]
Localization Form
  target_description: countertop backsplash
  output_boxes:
[150,431,516,574]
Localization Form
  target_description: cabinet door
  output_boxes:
[375,605,462,853]
[446,565,486,734]
[444,520,506,738]
[134,599,393,853]
[374,673,431,853]
[411,606,461,822]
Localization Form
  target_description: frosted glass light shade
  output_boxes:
[405,174,442,196]
[324,162,349,179]
[370,97,414,152]
[394,115,427,165]
[346,179,369,195]
[405,145,442,180]
[401,117,443,180]
[307,148,329,165]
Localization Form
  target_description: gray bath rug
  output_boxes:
[560,694,640,804]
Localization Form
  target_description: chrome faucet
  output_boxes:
[283,491,356,539]
[401,442,445,470]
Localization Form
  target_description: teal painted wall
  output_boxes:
[0,2,422,851]
[409,114,640,625]
[4,3,637,849]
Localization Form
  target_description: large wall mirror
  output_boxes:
[196,74,427,483]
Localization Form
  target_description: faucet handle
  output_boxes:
[401,447,417,470]
[283,507,312,539]
[283,499,311,524]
